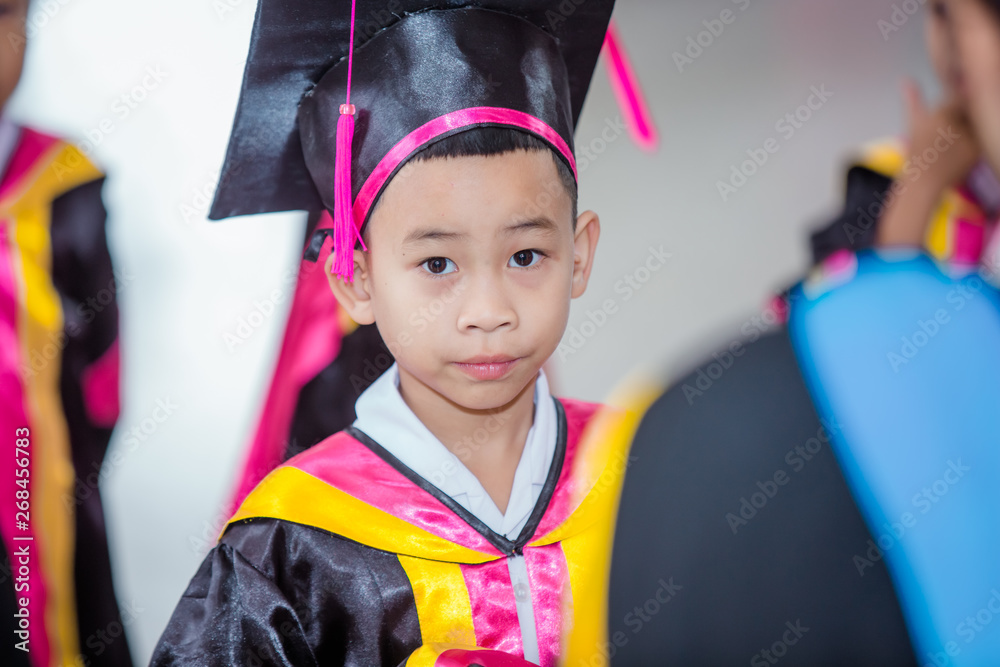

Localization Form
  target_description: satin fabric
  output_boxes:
[209,0,614,220]
[153,398,638,666]
[0,128,129,667]
[789,252,1000,663]
[610,330,918,665]
[460,559,523,657]
[348,106,577,231]
[228,214,349,512]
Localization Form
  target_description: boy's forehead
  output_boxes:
[370,151,572,241]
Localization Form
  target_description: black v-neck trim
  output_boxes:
[347,397,567,557]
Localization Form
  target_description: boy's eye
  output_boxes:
[509,250,542,268]
[932,0,947,18]
[421,257,457,275]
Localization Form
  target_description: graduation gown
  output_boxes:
[152,397,639,667]
[787,251,1000,662]
[0,127,131,667]
[227,211,391,513]
[610,248,1000,664]
[609,329,919,665]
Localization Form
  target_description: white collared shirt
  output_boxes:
[0,116,20,179]
[352,363,556,662]
[352,363,557,540]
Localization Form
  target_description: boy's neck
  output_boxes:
[397,367,538,514]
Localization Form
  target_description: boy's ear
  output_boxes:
[325,249,376,325]
[571,210,601,299]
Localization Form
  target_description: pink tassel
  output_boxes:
[602,20,659,153]
[329,0,366,282]
[331,105,366,282]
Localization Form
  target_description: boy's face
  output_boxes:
[0,0,27,111]
[329,149,599,413]
[948,0,1000,174]
[927,0,966,101]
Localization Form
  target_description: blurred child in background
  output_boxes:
[0,1,132,665]
[810,0,1000,276]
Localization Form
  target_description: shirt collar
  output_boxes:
[353,363,557,537]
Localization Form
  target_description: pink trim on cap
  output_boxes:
[351,107,577,231]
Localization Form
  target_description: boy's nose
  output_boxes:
[456,276,517,333]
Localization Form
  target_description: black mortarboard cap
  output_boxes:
[209,0,615,236]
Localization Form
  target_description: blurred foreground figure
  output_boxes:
[608,310,920,666]
[610,1,1000,664]
[0,1,132,666]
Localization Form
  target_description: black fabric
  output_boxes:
[609,331,918,666]
[285,323,392,460]
[298,8,575,228]
[209,0,614,220]
[810,166,893,264]
[150,518,421,667]
[49,179,133,667]
[285,211,395,459]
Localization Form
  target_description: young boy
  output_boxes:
[0,1,131,666]
[153,1,637,665]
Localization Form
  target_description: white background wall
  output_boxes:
[8,0,933,662]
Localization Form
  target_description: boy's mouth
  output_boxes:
[452,356,521,381]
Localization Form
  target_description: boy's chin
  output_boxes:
[439,372,539,413]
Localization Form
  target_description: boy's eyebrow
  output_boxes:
[501,217,559,237]
[401,228,468,246]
